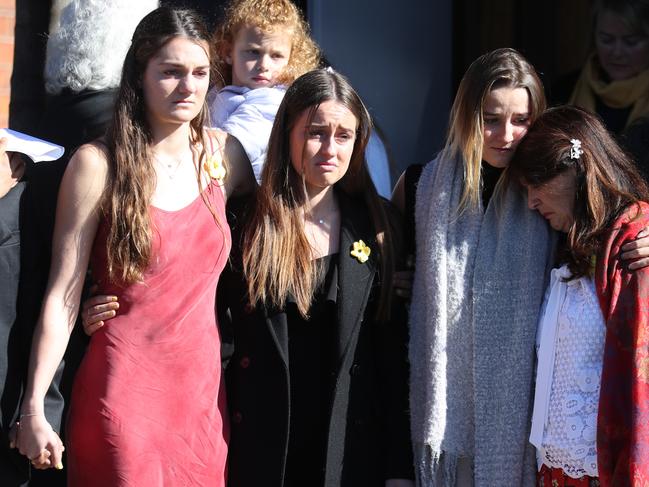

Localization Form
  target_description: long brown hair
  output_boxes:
[443,48,545,212]
[511,105,649,278]
[212,0,320,88]
[242,69,397,321]
[104,7,215,284]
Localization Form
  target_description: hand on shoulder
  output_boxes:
[616,202,649,270]
[204,128,255,200]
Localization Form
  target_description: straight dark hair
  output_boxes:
[511,105,649,278]
[242,68,397,321]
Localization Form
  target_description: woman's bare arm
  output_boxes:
[17,144,108,467]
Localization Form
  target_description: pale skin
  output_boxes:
[81,98,414,487]
[525,169,577,233]
[391,86,649,296]
[289,99,357,258]
[227,24,293,89]
[14,36,254,471]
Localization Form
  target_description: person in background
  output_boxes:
[10,0,158,150]
[552,0,649,135]
[512,105,649,487]
[209,0,319,181]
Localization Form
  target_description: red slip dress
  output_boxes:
[66,182,230,486]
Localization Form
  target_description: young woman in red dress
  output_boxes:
[13,7,253,486]
[512,106,649,486]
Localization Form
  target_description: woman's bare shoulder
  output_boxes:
[68,141,109,173]
[61,141,110,205]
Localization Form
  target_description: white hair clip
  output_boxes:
[569,139,583,160]
[325,66,335,73]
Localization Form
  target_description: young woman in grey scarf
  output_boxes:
[393,48,649,487]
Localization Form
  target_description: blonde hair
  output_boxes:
[213,0,320,87]
[442,48,546,212]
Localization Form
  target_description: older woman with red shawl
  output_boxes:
[512,105,649,486]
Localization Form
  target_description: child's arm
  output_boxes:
[209,129,256,199]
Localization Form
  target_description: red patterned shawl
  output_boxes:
[596,201,649,487]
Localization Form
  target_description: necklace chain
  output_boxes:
[155,154,189,179]
[305,200,339,226]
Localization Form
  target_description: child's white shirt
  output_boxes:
[208,85,286,182]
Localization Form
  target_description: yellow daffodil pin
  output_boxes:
[350,240,371,263]
[204,152,226,182]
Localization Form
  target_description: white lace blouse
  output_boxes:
[530,264,606,479]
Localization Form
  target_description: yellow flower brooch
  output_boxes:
[350,240,371,263]
[204,152,226,182]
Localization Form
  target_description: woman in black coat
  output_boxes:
[218,69,413,487]
[220,196,412,486]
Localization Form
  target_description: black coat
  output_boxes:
[0,180,68,486]
[0,183,29,485]
[218,194,413,487]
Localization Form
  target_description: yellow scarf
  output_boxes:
[569,53,649,129]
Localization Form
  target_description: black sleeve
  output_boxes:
[216,262,235,371]
[377,202,414,480]
[375,293,414,480]
[217,196,254,370]
[9,0,50,132]
[403,163,423,258]
[0,183,26,431]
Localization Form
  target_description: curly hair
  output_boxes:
[212,0,320,87]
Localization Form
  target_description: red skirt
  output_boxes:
[537,465,600,487]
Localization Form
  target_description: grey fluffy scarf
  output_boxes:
[408,153,555,486]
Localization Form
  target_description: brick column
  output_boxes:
[0,0,13,128]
